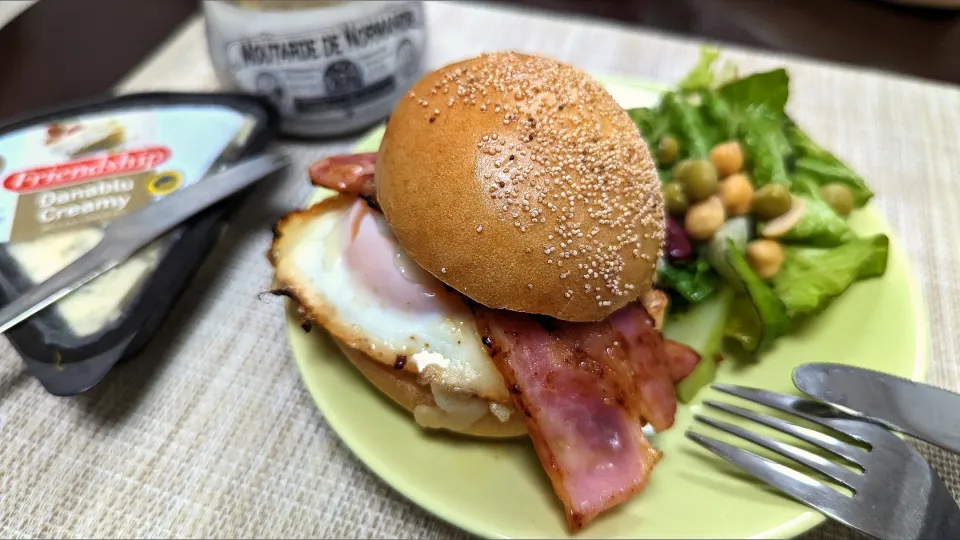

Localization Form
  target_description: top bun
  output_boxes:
[376,52,664,322]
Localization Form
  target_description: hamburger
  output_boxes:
[269,52,699,530]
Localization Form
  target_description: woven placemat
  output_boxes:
[1,2,958,538]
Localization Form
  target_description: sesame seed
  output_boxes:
[420,53,664,308]
[476,225,484,233]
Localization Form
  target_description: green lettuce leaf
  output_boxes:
[787,120,873,208]
[760,195,856,247]
[658,256,720,303]
[794,158,874,207]
[699,89,739,141]
[661,93,715,159]
[706,216,752,284]
[725,295,763,353]
[715,59,739,88]
[663,286,734,403]
[788,122,873,207]
[627,106,667,145]
[658,167,673,184]
[790,172,823,199]
[741,104,792,187]
[718,68,790,114]
[678,46,721,92]
[722,239,792,352]
[773,235,889,317]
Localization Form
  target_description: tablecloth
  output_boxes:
[1,2,958,538]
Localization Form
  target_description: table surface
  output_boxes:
[1,2,959,539]
[506,0,960,87]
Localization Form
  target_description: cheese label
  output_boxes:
[0,105,252,243]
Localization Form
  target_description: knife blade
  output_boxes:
[794,362,960,454]
[0,151,290,335]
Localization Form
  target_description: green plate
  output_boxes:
[286,77,927,539]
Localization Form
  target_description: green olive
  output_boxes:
[672,159,693,181]
[676,159,718,203]
[658,135,679,166]
[752,183,793,221]
[662,182,689,215]
[820,183,854,217]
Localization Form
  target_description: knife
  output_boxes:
[0,151,290,335]
[794,362,960,454]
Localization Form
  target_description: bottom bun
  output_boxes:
[333,337,528,438]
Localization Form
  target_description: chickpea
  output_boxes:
[746,239,785,280]
[684,196,726,241]
[718,173,754,216]
[709,141,744,177]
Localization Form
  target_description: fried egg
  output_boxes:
[270,194,516,430]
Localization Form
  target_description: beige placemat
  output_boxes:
[1,2,958,538]
[0,0,34,29]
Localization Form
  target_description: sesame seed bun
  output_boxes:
[376,52,665,322]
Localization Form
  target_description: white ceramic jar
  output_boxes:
[203,0,428,137]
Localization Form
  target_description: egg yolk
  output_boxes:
[341,199,464,313]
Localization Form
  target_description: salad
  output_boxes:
[629,48,890,402]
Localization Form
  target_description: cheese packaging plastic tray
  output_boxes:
[0,92,279,395]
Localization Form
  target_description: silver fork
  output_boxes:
[686,383,960,540]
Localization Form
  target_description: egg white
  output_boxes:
[271,194,515,427]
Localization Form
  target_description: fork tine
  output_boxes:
[693,414,861,489]
[703,400,866,464]
[712,384,868,443]
[686,431,848,518]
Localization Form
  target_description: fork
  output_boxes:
[686,383,960,540]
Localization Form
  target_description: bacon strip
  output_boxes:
[638,289,703,383]
[309,153,378,206]
[473,304,672,531]
[663,339,702,383]
[608,304,678,432]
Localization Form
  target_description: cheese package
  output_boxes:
[0,93,278,395]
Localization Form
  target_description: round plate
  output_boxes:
[286,77,928,539]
